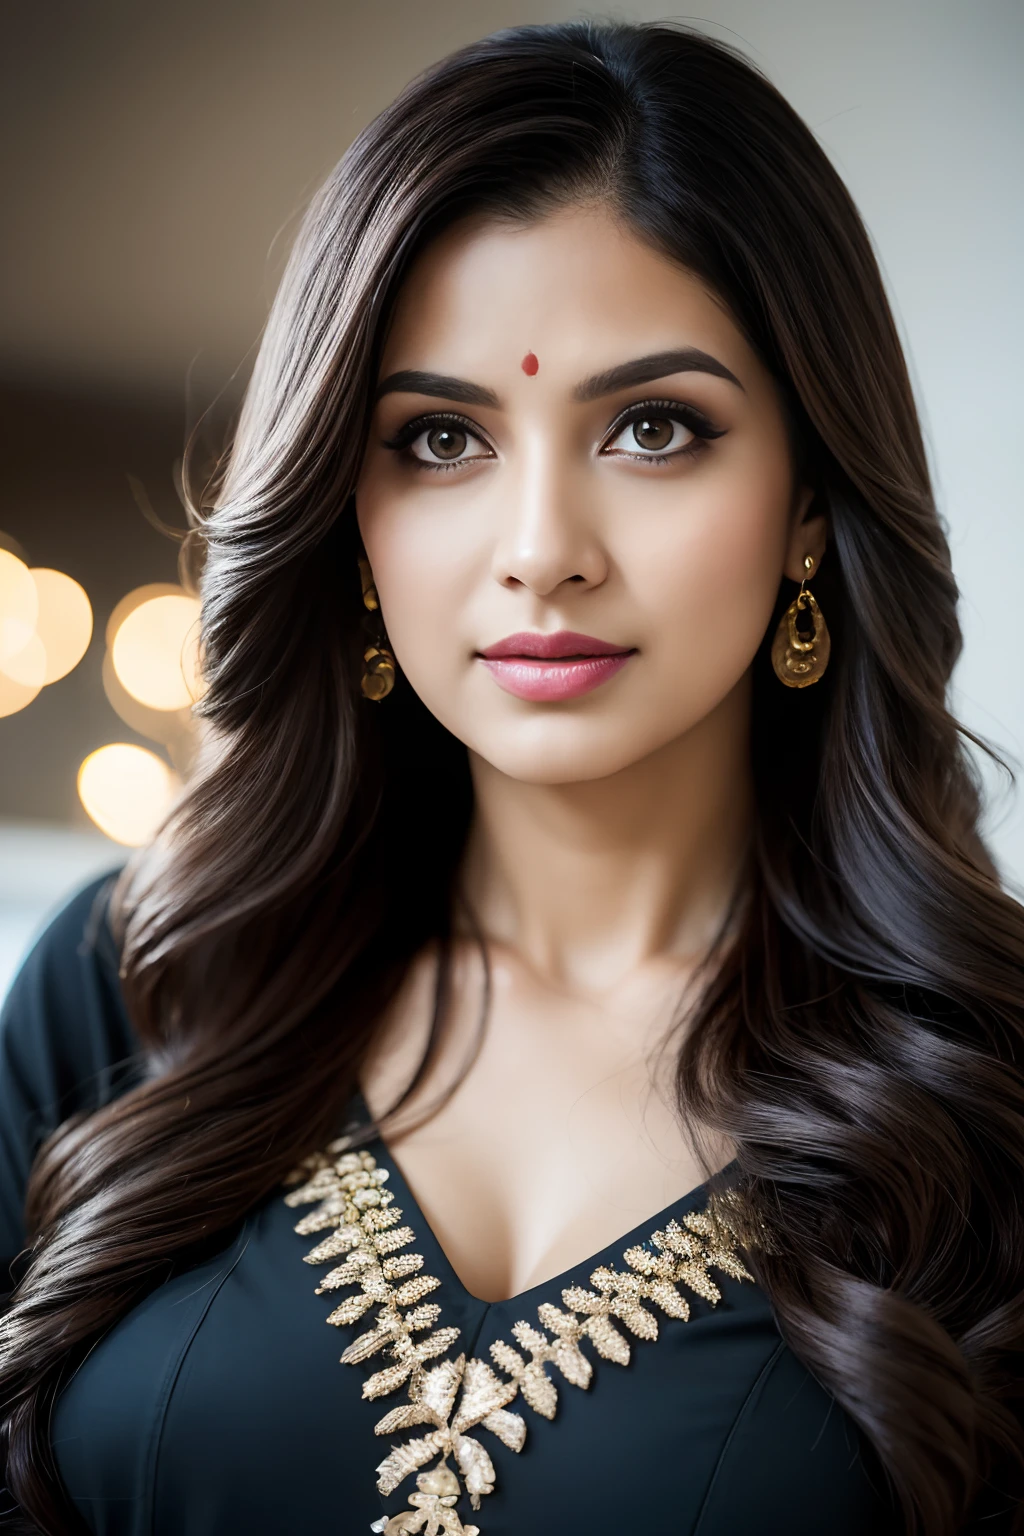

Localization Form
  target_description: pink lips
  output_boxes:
[477,630,636,702]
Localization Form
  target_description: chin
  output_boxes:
[470,722,661,785]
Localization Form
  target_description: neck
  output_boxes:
[458,678,754,995]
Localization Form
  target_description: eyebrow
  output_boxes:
[373,346,744,408]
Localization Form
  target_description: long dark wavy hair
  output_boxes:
[2,18,1023,1535]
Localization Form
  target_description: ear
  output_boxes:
[782,483,828,584]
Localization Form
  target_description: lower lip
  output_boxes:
[478,653,634,701]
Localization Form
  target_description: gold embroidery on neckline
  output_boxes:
[284,1138,756,1536]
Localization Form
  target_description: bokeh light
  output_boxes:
[0,667,43,719]
[100,649,199,781]
[104,582,184,650]
[1,632,46,689]
[0,552,93,716]
[110,589,203,710]
[0,550,38,665]
[101,649,189,744]
[77,743,180,845]
[30,568,94,683]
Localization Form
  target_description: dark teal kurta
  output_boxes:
[0,876,1008,1533]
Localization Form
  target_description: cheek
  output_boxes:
[627,452,791,691]
[356,487,483,685]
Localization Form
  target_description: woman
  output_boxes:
[1,17,1022,1536]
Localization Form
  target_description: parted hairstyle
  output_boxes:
[2,19,1023,1534]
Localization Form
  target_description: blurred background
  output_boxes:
[1,0,1021,997]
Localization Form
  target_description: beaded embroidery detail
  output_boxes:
[284,1138,755,1535]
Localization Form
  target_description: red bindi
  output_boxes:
[521,351,539,376]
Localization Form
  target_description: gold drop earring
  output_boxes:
[771,554,830,688]
[357,557,396,701]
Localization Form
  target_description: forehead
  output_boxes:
[377,204,749,380]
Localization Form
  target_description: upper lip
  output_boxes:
[478,630,635,660]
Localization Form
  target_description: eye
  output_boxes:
[381,412,494,473]
[600,399,725,465]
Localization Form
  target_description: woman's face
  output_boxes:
[355,203,824,784]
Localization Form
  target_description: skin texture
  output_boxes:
[355,203,826,1302]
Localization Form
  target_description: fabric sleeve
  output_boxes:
[0,869,142,1289]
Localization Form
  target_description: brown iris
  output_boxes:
[631,417,673,450]
[427,426,467,460]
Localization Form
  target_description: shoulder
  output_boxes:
[0,869,140,1106]
[0,870,142,1277]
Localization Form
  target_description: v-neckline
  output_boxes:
[343,1091,741,1310]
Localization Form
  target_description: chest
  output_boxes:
[50,1168,899,1536]
[360,943,733,1301]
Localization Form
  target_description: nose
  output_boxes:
[489,439,608,597]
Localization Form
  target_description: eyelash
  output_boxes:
[380,398,726,474]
